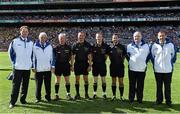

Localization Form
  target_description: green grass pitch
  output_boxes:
[0,52,180,113]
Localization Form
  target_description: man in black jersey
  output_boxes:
[91,33,109,99]
[109,34,127,101]
[53,33,73,101]
[72,31,92,100]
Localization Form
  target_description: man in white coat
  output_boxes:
[150,31,176,107]
[8,26,33,109]
[127,31,150,103]
[32,32,55,103]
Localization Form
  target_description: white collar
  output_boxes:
[20,36,27,41]
[135,41,142,46]
[159,40,166,45]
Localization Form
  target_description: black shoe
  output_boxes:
[156,101,162,105]
[46,98,51,102]
[66,94,73,100]
[138,100,142,104]
[85,94,91,99]
[9,104,14,109]
[46,99,51,102]
[166,102,172,107]
[74,94,81,100]
[120,96,125,101]
[53,95,60,101]
[30,77,35,80]
[103,94,107,100]
[93,94,97,99]
[35,100,41,103]
[45,95,51,102]
[111,96,116,101]
[20,100,27,104]
[129,99,134,104]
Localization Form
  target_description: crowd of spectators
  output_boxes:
[0,0,42,2]
[0,13,179,21]
[0,25,179,51]
[0,0,98,2]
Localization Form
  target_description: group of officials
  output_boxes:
[8,26,176,109]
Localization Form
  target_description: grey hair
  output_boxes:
[133,31,142,39]
[39,32,47,38]
[58,33,66,39]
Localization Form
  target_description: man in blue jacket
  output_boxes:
[150,31,176,107]
[32,32,55,103]
[127,31,150,103]
[8,26,33,109]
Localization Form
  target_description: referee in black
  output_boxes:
[109,34,127,101]
[53,33,73,101]
[72,31,92,100]
[91,33,109,99]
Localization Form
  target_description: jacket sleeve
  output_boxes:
[51,46,56,68]
[171,43,177,64]
[126,45,130,61]
[32,45,36,69]
[146,45,151,64]
[8,41,16,67]
[149,43,155,65]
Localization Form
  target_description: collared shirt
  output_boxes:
[54,44,72,63]
[109,43,126,65]
[92,42,109,64]
[72,41,91,63]
[20,37,27,41]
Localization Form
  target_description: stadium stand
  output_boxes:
[0,0,179,52]
[0,26,179,51]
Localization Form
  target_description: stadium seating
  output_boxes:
[0,26,179,51]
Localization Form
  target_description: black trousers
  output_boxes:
[155,72,172,103]
[10,70,30,105]
[128,70,146,102]
[35,71,51,101]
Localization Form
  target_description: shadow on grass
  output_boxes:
[17,98,180,113]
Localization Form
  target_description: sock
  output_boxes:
[84,83,89,95]
[55,84,59,95]
[119,87,124,97]
[93,83,97,93]
[66,84,70,94]
[102,83,106,93]
[112,85,116,96]
[75,84,80,95]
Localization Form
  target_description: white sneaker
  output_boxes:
[9,104,14,109]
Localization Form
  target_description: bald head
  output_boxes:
[158,31,166,44]
[96,33,103,45]
[133,31,142,44]
[39,32,47,44]
[78,32,85,43]
[112,34,119,44]
[58,33,66,45]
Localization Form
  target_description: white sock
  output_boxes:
[67,93,70,96]
[102,92,106,95]
[93,92,97,95]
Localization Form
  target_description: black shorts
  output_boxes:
[92,63,107,77]
[110,63,125,77]
[74,62,89,76]
[55,62,70,76]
